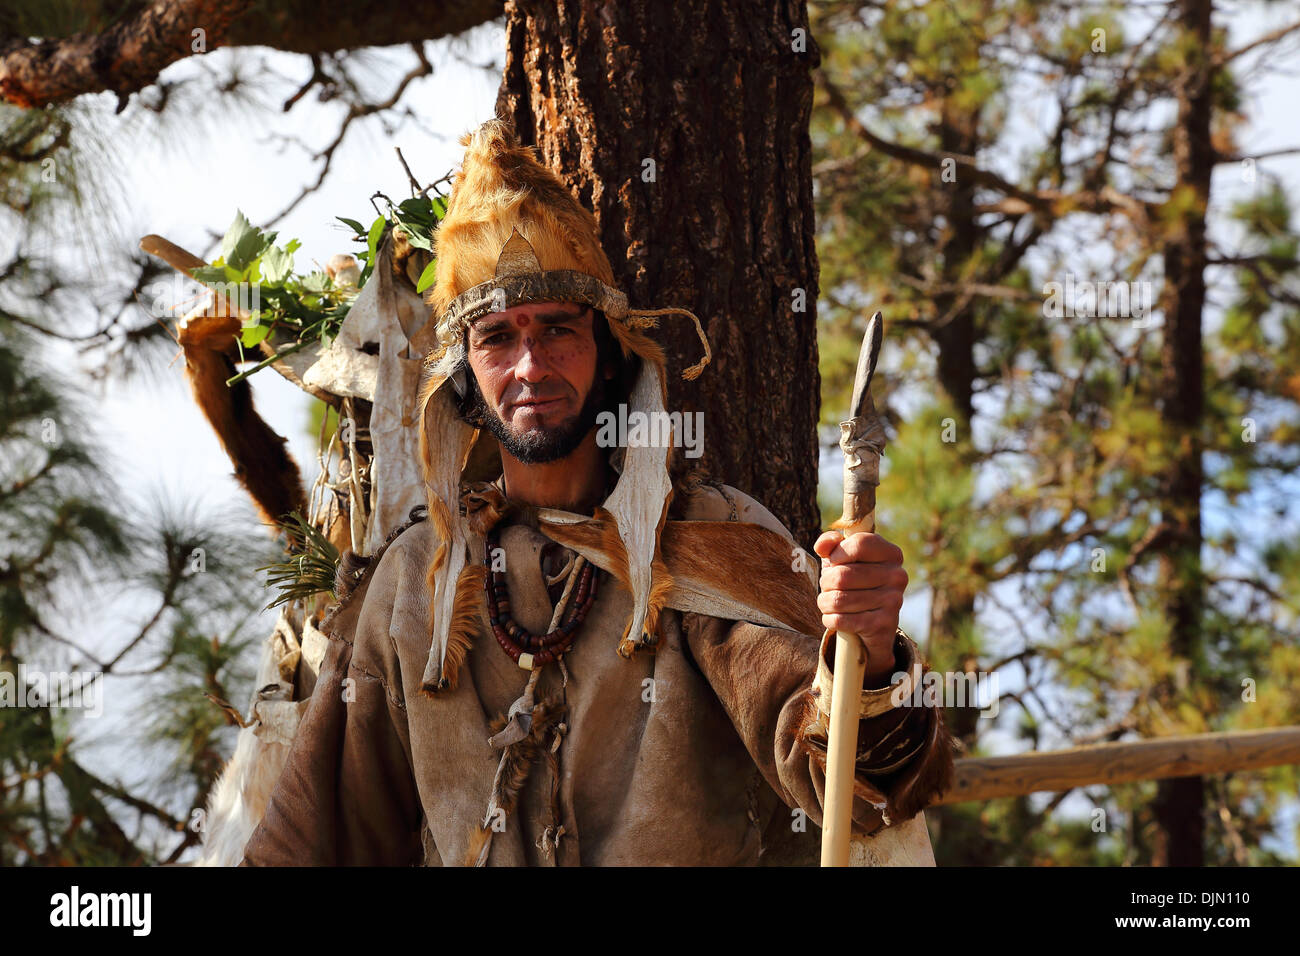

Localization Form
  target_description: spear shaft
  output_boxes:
[820,312,887,867]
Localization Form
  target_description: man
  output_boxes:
[241,119,953,866]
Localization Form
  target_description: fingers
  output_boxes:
[820,562,907,594]
[819,608,898,646]
[817,583,904,616]
[816,531,904,566]
[817,531,907,645]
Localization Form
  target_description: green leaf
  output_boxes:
[366,216,386,259]
[299,272,329,294]
[240,323,270,348]
[222,210,264,272]
[337,217,365,237]
[261,245,294,285]
[416,258,438,293]
[398,223,434,252]
[366,214,384,251]
[398,196,432,218]
[190,265,227,284]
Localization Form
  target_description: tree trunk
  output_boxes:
[495,0,823,546]
[1151,0,1212,868]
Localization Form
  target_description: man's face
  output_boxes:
[464,301,609,464]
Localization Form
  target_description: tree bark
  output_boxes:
[496,0,823,546]
[1150,0,1212,868]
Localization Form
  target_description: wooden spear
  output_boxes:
[821,312,889,867]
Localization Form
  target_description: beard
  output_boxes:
[465,369,610,465]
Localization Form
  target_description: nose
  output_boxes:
[513,332,549,385]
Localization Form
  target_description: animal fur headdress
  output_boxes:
[414,118,713,694]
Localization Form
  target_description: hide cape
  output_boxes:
[415,118,820,696]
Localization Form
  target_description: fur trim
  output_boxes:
[334,549,372,604]
[463,697,567,866]
[427,119,616,324]
[536,505,640,654]
[484,698,565,816]
[424,497,452,583]
[439,562,487,693]
[178,312,308,536]
[793,691,957,825]
[637,554,675,654]
[607,315,667,369]
[879,705,956,821]
[462,823,493,868]
[461,481,511,537]
[543,505,633,589]
[660,520,824,637]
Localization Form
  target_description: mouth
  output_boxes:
[511,396,564,412]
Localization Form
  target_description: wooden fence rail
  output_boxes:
[934,726,1300,805]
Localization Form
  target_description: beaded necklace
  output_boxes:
[484,524,600,669]
[483,469,615,669]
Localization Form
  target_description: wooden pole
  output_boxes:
[820,534,872,866]
[821,314,887,867]
[932,726,1300,805]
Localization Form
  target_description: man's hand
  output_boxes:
[813,531,908,686]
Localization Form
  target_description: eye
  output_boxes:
[546,325,574,336]
[480,332,508,346]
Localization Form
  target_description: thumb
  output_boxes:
[813,530,843,559]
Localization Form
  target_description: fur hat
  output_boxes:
[414,118,711,695]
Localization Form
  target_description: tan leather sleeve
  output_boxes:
[240,564,424,866]
[795,628,955,826]
[681,614,954,836]
[676,484,955,833]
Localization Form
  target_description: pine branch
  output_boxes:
[1215,18,1300,67]
[814,68,1155,222]
[257,511,340,610]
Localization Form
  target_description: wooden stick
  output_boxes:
[820,510,873,867]
[821,313,887,867]
[933,726,1300,805]
[140,233,249,321]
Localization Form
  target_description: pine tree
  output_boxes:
[811,0,1300,864]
